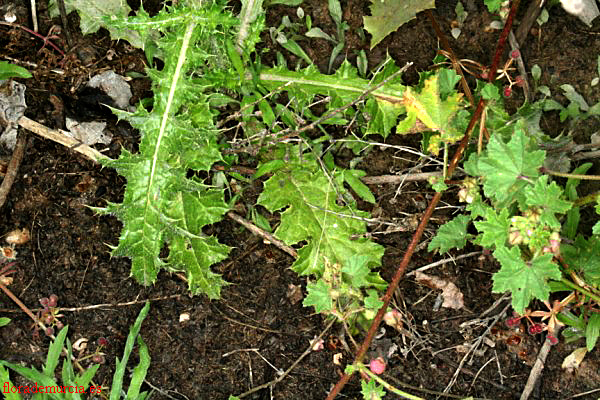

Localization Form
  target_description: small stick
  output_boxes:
[18,116,109,163]
[515,0,545,45]
[56,0,73,48]
[0,132,27,209]
[226,211,297,258]
[30,0,38,32]
[405,251,482,277]
[233,317,336,398]
[0,294,182,314]
[362,170,465,185]
[519,326,561,400]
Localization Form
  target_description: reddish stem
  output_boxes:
[0,22,65,56]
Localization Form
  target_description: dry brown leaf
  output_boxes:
[414,271,464,310]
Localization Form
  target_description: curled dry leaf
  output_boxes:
[286,283,303,305]
[562,347,587,371]
[332,353,343,366]
[414,271,464,310]
[72,338,88,352]
[179,312,190,323]
[5,228,30,245]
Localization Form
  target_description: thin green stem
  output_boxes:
[561,278,600,304]
[572,191,600,208]
[355,363,424,400]
[544,168,600,181]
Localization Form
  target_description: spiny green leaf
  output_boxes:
[0,364,21,400]
[428,214,471,254]
[364,0,436,49]
[97,3,237,297]
[257,147,384,278]
[259,59,406,138]
[492,247,561,314]
[49,0,142,48]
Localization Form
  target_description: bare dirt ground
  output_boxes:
[0,0,599,399]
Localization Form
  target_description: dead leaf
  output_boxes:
[414,271,464,310]
[562,347,587,371]
[286,283,303,305]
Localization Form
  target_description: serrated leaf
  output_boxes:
[481,83,500,100]
[428,214,471,254]
[49,0,143,48]
[303,279,333,312]
[398,74,464,155]
[361,378,386,399]
[477,128,545,208]
[364,0,436,49]
[342,255,371,288]
[364,289,383,310]
[0,364,21,400]
[257,148,384,277]
[97,5,238,297]
[165,191,231,298]
[524,176,572,229]
[492,247,561,314]
[437,68,461,98]
[474,208,510,249]
[260,59,406,137]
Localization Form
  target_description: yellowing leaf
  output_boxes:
[364,0,436,49]
[398,74,464,154]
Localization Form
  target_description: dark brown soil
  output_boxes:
[1,1,599,399]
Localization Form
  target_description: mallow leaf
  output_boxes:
[477,127,545,208]
[492,246,561,314]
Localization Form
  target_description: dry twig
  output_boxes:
[0,132,27,209]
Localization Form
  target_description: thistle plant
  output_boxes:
[45,0,600,353]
